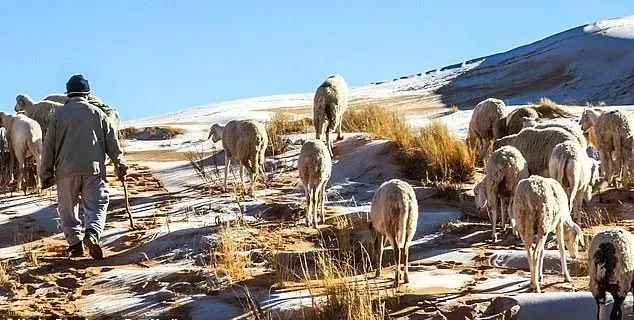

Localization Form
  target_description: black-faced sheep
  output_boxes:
[467,98,507,163]
[313,74,349,156]
[493,127,580,177]
[588,228,634,320]
[208,120,268,195]
[512,175,584,293]
[579,109,633,188]
[369,179,418,288]
[14,94,62,138]
[548,141,600,219]
[298,139,332,228]
[0,112,42,192]
[479,146,529,242]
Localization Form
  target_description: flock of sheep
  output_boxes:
[470,98,634,319]
[0,93,121,193]
[208,85,634,319]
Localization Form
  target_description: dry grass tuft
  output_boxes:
[448,105,458,114]
[0,260,11,285]
[343,105,475,183]
[120,126,186,140]
[533,98,573,118]
[266,111,314,156]
[210,223,251,282]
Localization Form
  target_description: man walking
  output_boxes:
[41,74,127,259]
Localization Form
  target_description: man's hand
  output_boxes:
[115,163,129,180]
[41,177,55,190]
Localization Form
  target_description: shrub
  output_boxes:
[266,111,313,156]
[342,105,474,183]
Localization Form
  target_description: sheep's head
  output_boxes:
[564,221,585,259]
[473,180,487,212]
[587,159,601,198]
[14,94,33,112]
[521,116,538,129]
[0,112,7,128]
[208,123,224,142]
[579,108,600,131]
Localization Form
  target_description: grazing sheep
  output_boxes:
[493,127,579,177]
[208,120,268,195]
[548,141,600,219]
[14,94,62,138]
[298,139,332,228]
[468,98,507,163]
[43,94,69,104]
[512,175,585,293]
[588,228,634,320]
[313,74,349,156]
[0,112,42,192]
[522,119,587,148]
[369,179,418,288]
[505,107,539,136]
[481,146,529,242]
[579,109,633,187]
[43,94,102,105]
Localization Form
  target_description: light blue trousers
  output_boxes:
[56,175,109,246]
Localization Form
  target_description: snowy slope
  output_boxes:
[128,16,634,126]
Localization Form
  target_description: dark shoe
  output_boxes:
[83,229,104,260]
[66,242,84,258]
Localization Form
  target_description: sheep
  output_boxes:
[369,179,418,288]
[313,74,349,157]
[480,146,530,242]
[493,127,580,177]
[504,106,539,136]
[14,94,62,138]
[207,120,268,195]
[512,175,585,293]
[43,94,103,105]
[467,98,507,163]
[579,109,633,187]
[0,112,42,192]
[522,118,587,148]
[548,141,601,219]
[588,228,634,320]
[297,139,332,228]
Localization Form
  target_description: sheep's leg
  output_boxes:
[325,130,333,157]
[239,164,247,194]
[319,181,327,224]
[490,198,498,242]
[611,292,625,320]
[500,198,507,232]
[393,240,401,288]
[310,186,319,228]
[536,236,547,286]
[525,244,537,291]
[556,224,572,282]
[403,244,410,284]
[594,290,607,320]
[375,235,385,278]
[336,117,343,141]
[223,155,231,192]
[304,185,312,227]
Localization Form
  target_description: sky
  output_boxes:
[1,1,633,120]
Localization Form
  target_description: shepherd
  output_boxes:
[41,74,128,259]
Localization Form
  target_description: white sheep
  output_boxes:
[0,112,42,192]
[548,141,600,219]
[512,175,585,293]
[522,118,587,149]
[480,146,529,242]
[493,127,580,177]
[579,109,633,188]
[505,106,539,136]
[208,120,268,195]
[313,74,349,157]
[588,228,634,320]
[369,179,418,288]
[467,98,507,163]
[14,94,62,138]
[297,139,332,228]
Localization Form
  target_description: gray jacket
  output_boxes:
[41,97,125,180]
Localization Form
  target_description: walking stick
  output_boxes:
[119,174,135,229]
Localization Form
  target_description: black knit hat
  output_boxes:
[65,74,91,95]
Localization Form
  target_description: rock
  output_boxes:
[430,311,447,320]
[155,288,177,302]
[55,277,79,289]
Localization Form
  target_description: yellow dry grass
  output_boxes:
[266,111,314,156]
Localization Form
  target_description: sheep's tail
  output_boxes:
[593,242,616,284]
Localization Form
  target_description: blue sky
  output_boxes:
[0,1,632,120]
